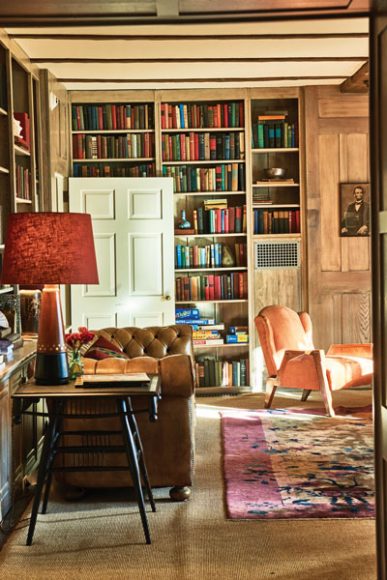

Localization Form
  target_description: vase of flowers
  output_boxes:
[65,326,94,380]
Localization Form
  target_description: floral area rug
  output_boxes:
[221,405,374,519]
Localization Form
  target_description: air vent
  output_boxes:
[254,240,301,270]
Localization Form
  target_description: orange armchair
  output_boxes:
[255,305,373,416]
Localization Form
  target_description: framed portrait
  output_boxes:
[339,183,370,237]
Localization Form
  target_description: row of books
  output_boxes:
[160,101,244,130]
[195,357,249,388]
[162,163,245,193]
[253,208,300,235]
[73,162,155,177]
[191,205,247,235]
[15,165,31,200]
[175,242,246,269]
[71,104,154,131]
[161,132,245,162]
[255,121,297,149]
[175,272,247,301]
[72,133,154,160]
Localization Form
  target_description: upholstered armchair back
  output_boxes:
[255,305,314,376]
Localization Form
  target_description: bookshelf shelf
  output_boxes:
[0,166,9,174]
[15,197,32,204]
[174,191,245,197]
[176,267,247,272]
[175,232,246,239]
[14,144,31,157]
[162,127,245,133]
[252,147,299,153]
[195,386,250,395]
[72,129,154,134]
[176,299,248,304]
[252,203,300,209]
[252,233,302,239]
[0,107,7,116]
[73,157,155,163]
[253,183,300,188]
[163,159,245,166]
[0,287,14,294]
[194,342,248,350]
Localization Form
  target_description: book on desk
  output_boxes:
[74,373,150,388]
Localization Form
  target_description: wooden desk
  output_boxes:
[13,374,161,545]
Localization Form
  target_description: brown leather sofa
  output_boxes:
[57,325,195,501]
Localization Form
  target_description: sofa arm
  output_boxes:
[326,343,373,359]
[159,354,195,398]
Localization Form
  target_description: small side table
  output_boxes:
[12,374,161,545]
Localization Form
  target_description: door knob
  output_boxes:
[164,294,172,301]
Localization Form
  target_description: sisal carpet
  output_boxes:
[222,405,374,520]
[0,389,377,580]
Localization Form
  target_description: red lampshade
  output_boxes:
[1,212,99,385]
[1,212,99,285]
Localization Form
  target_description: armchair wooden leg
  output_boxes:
[265,378,277,409]
[312,350,335,417]
[301,389,312,402]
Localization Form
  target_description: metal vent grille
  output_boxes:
[254,240,301,270]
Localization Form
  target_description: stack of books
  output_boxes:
[0,326,23,357]
[175,308,224,345]
[225,325,249,344]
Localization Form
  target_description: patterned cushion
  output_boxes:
[83,335,129,361]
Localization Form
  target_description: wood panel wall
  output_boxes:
[304,85,370,349]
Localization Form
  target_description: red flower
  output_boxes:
[65,326,95,350]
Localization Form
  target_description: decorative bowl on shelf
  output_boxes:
[264,167,286,179]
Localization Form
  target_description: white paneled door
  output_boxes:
[69,177,175,330]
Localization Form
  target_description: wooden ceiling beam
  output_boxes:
[30,56,367,64]
[58,75,347,83]
[340,60,369,92]
[8,32,369,40]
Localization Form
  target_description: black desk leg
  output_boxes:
[26,402,60,546]
[41,401,64,514]
[123,397,156,513]
[117,398,151,545]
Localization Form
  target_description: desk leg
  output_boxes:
[41,401,64,514]
[117,398,151,545]
[26,402,59,546]
[123,397,156,513]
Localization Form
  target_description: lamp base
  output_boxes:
[35,352,69,385]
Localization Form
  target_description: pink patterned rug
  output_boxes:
[221,406,374,519]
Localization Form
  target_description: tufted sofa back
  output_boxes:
[96,324,193,360]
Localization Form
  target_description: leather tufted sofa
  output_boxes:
[57,325,195,501]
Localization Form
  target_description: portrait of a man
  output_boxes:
[340,183,370,237]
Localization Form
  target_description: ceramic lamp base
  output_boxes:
[35,352,69,385]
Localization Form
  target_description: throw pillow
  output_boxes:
[83,335,130,361]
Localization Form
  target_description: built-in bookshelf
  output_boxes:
[250,98,302,238]
[67,89,306,395]
[249,92,305,390]
[0,39,41,294]
[71,102,156,178]
[163,99,249,394]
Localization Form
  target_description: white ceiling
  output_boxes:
[5,17,369,91]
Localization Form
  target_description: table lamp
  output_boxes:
[1,212,99,385]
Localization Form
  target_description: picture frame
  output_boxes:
[339,182,370,237]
